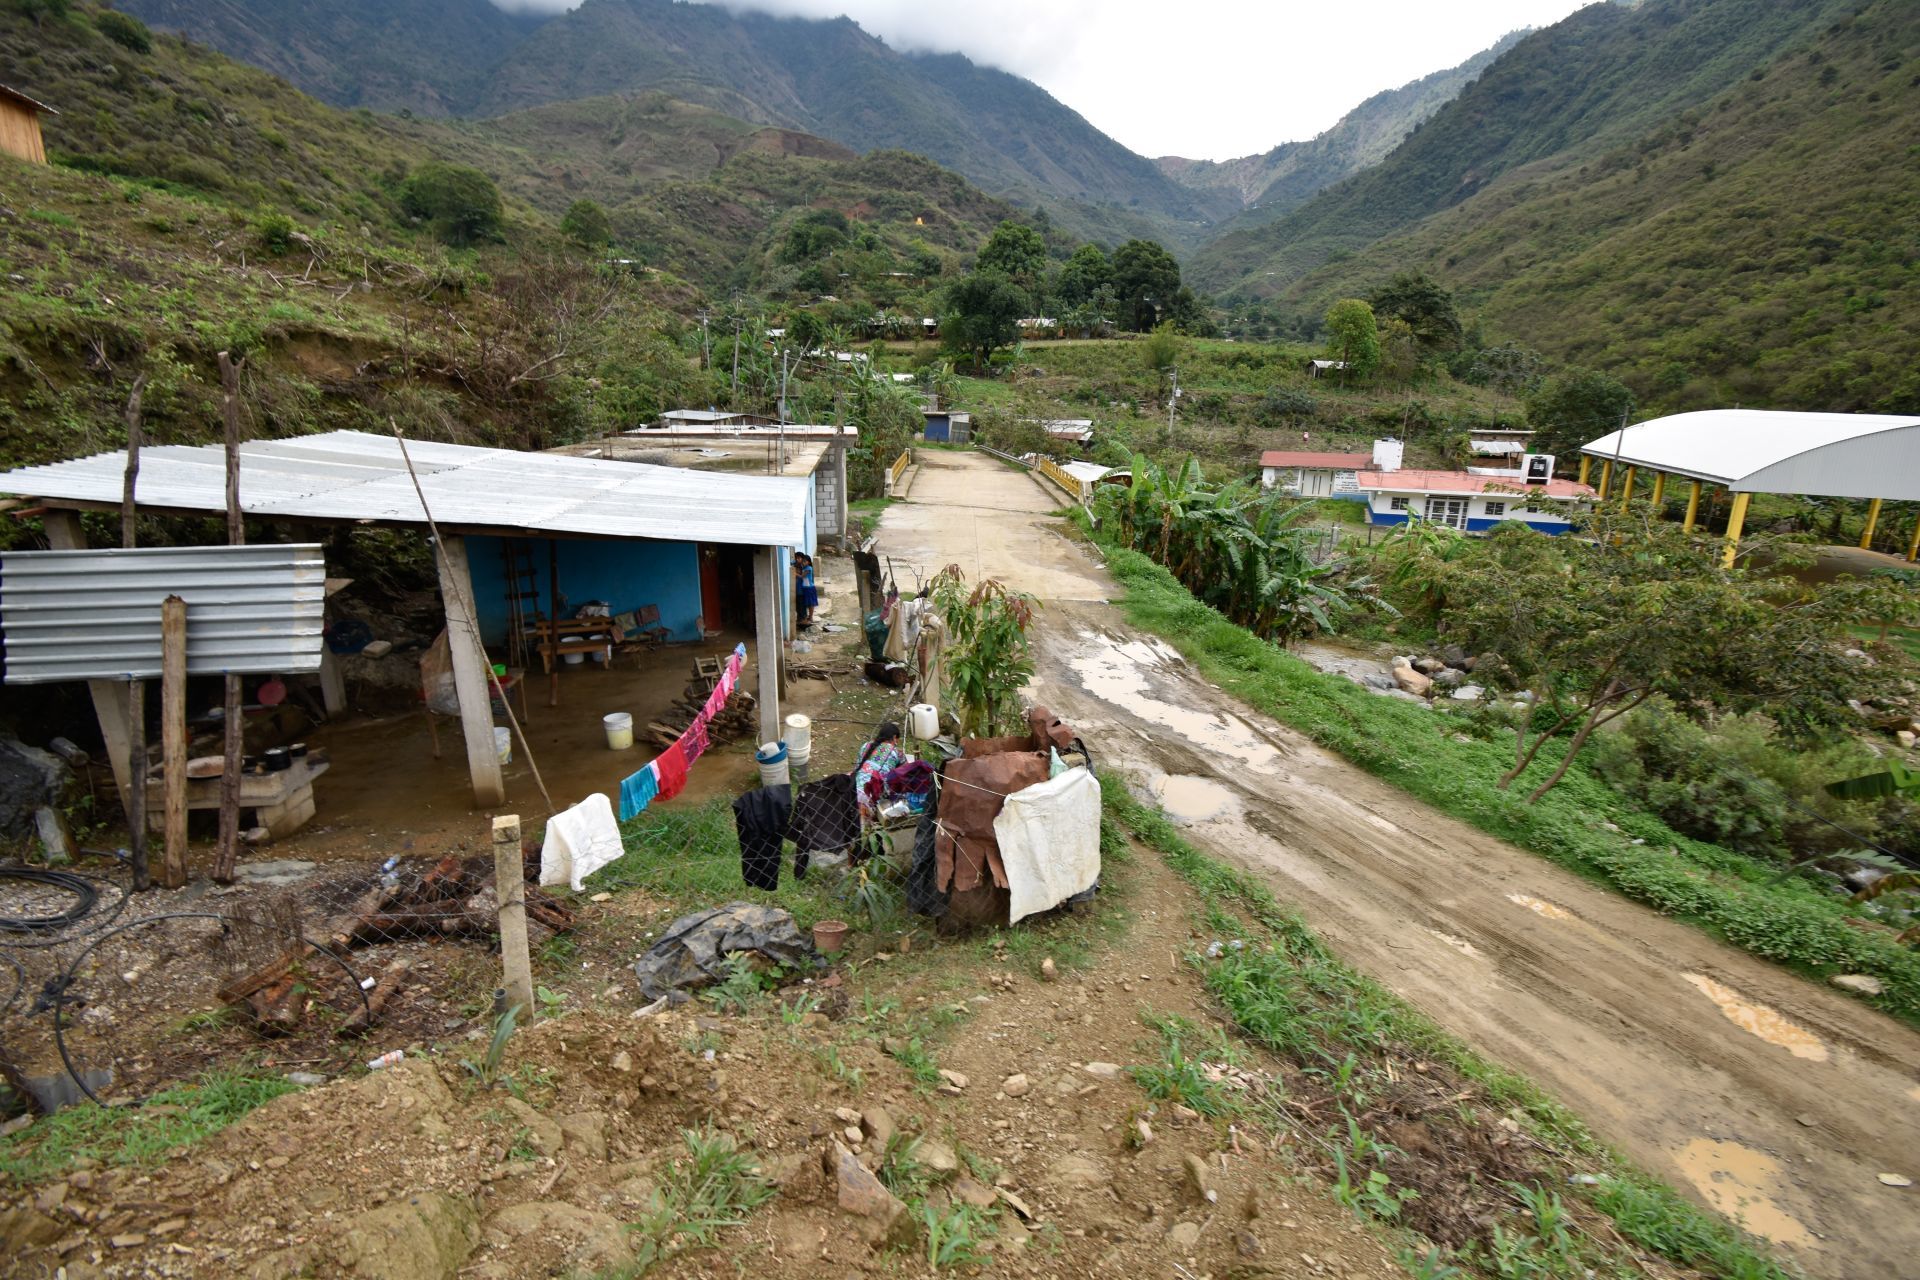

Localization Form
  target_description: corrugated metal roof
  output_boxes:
[0,431,810,547]
[2,545,325,684]
[1580,410,1920,498]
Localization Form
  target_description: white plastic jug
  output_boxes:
[908,703,939,740]
[603,711,634,751]
[784,713,812,763]
[493,726,513,765]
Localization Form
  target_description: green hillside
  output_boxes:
[1193,0,1920,415]
[118,0,1218,238]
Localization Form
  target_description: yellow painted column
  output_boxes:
[1597,459,1612,499]
[1682,480,1702,531]
[1618,466,1636,512]
[1578,455,1592,485]
[1650,472,1666,508]
[1908,517,1920,562]
[1859,498,1882,550]
[1722,492,1750,568]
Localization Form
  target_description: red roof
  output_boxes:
[1354,469,1595,499]
[1259,450,1372,469]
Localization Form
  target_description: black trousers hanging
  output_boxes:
[733,784,792,891]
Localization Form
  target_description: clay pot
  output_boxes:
[812,919,850,954]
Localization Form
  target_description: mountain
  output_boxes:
[1159,32,1526,220]
[118,0,1220,241]
[1190,0,1920,415]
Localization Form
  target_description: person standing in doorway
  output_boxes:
[793,552,819,628]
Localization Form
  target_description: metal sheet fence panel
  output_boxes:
[1,544,326,683]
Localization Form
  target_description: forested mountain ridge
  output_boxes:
[117,0,1222,240]
[1158,31,1526,222]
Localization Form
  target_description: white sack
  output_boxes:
[993,767,1102,924]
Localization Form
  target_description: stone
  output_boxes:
[1082,1062,1122,1081]
[1431,668,1465,689]
[1183,1154,1214,1204]
[0,738,73,840]
[1168,1221,1201,1249]
[1001,1073,1031,1098]
[1362,674,1396,691]
[1450,685,1486,701]
[503,1098,563,1157]
[331,1190,478,1280]
[1877,1173,1912,1187]
[1413,657,1447,676]
[951,1176,997,1208]
[1390,658,1431,697]
[486,1200,631,1271]
[937,1069,969,1090]
[860,1105,897,1150]
[0,1207,63,1249]
[824,1140,916,1248]
[1048,1153,1109,1190]
[610,1051,633,1074]
[559,1111,609,1161]
[1830,973,1885,996]
[918,1140,959,1175]
[287,1072,325,1087]
[235,859,318,887]
[1040,957,1059,982]
[1134,1119,1154,1146]
[1897,730,1916,750]
[1171,1104,1200,1124]
[1440,644,1469,669]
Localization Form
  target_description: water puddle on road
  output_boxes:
[1682,973,1829,1062]
[1430,930,1482,958]
[1153,774,1236,823]
[1674,1138,1815,1247]
[1067,630,1281,773]
[1506,893,1576,921]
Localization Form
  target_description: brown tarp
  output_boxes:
[937,751,1050,894]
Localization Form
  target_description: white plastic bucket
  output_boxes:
[493,726,513,765]
[604,711,634,751]
[784,713,812,763]
[756,740,790,787]
[908,703,939,740]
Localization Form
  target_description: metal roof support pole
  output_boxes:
[436,534,507,808]
[1649,472,1666,509]
[753,546,781,745]
[1683,481,1703,533]
[1908,515,1919,563]
[1722,493,1751,569]
[1596,460,1612,500]
[1578,455,1591,486]
[1617,466,1636,513]
[40,511,136,820]
[1858,498,1882,551]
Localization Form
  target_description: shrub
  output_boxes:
[251,207,296,254]
[93,8,152,52]
[559,198,611,247]
[399,162,503,246]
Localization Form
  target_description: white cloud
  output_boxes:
[488,0,1591,159]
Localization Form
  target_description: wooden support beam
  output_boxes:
[1683,480,1702,532]
[318,649,347,717]
[492,814,533,1016]
[753,546,781,744]
[436,534,506,807]
[215,351,246,885]
[160,596,190,889]
[1859,497,1883,551]
[40,512,136,818]
[1723,492,1751,569]
[125,681,149,890]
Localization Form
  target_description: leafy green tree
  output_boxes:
[1259,387,1317,425]
[976,221,1047,295]
[559,198,612,248]
[907,240,943,278]
[1525,368,1635,458]
[1111,239,1182,332]
[1367,272,1463,352]
[400,162,503,246]
[942,270,1030,370]
[94,8,152,51]
[1464,342,1546,393]
[1055,244,1113,306]
[1322,299,1381,378]
[779,209,849,264]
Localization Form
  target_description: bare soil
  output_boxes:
[880,450,1920,1280]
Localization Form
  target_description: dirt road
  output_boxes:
[879,450,1920,1280]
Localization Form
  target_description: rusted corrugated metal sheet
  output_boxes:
[1,544,325,684]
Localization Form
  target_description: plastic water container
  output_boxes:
[755,740,790,787]
[603,711,634,751]
[784,713,812,764]
[493,726,513,765]
[908,703,939,740]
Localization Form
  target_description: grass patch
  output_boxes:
[591,1126,774,1278]
[0,1070,297,1182]
[1094,541,1920,1024]
[1104,778,1797,1280]
[592,798,841,929]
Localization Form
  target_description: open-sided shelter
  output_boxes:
[0,431,811,808]
[1580,410,1920,564]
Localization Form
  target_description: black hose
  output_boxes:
[0,867,100,933]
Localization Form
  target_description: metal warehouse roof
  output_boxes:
[1580,410,1920,499]
[0,432,811,548]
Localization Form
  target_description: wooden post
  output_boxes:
[1683,480,1702,532]
[547,539,561,709]
[1859,497,1882,551]
[436,534,506,807]
[41,512,136,818]
[160,596,190,889]
[1649,472,1666,508]
[121,386,149,890]
[1722,492,1751,569]
[214,351,246,885]
[1577,455,1591,486]
[318,649,347,716]
[1617,466,1636,513]
[491,814,533,1016]
[753,546,781,743]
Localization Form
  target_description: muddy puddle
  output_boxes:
[1507,892,1576,922]
[1682,973,1829,1062]
[1675,1137,1815,1247]
[1152,774,1237,823]
[1066,629,1282,772]
[1430,930,1482,958]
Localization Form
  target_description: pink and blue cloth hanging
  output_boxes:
[617,642,746,821]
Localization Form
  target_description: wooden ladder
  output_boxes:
[502,539,541,671]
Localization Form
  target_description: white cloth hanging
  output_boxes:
[539,792,624,891]
[993,768,1102,924]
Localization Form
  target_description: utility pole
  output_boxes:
[730,315,742,407]
[1167,367,1180,444]
[696,309,712,370]
[778,346,792,425]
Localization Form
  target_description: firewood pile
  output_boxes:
[643,673,756,751]
[216,852,574,1037]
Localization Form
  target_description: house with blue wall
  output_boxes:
[1356,468,1594,533]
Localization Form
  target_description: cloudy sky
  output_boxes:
[492,0,1593,158]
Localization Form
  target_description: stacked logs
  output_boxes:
[644,678,756,751]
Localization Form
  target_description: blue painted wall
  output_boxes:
[1364,511,1573,535]
[466,536,705,646]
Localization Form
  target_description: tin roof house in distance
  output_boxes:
[1356,438,1593,533]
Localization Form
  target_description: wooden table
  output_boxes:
[144,753,330,840]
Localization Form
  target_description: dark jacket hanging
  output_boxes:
[732,784,792,891]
